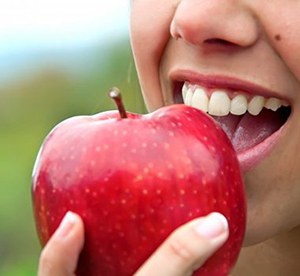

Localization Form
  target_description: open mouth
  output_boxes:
[174,81,292,171]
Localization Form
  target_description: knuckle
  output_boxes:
[166,231,198,263]
[39,248,54,274]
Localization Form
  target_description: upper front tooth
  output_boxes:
[182,82,189,99]
[248,96,265,115]
[230,95,247,115]
[265,97,281,111]
[208,91,231,116]
[192,87,209,112]
[184,87,194,105]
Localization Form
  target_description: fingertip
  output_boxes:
[38,211,85,276]
[193,212,229,240]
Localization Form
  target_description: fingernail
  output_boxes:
[194,212,228,239]
[56,211,77,238]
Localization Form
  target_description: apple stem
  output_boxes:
[109,87,127,119]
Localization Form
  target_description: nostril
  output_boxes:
[204,38,236,46]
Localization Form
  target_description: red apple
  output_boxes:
[32,88,246,275]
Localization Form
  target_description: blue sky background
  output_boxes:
[0,0,130,83]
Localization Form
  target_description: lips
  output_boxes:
[172,75,291,172]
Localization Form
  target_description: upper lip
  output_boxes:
[170,69,291,103]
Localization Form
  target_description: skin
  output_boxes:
[39,0,300,275]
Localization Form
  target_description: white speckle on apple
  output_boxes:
[157,172,164,178]
[180,203,185,208]
[41,189,46,195]
[193,190,198,195]
[188,212,193,217]
[202,179,207,186]
[167,163,174,169]
[104,177,109,182]
[148,162,154,169]
[149,227,155,233]
[113,129,118,136]
[152,142,158,148]
[203,136,208,142]
[169,131,175,137]
[92,192,98,197]
[85,188,90,194]
[103,144,109,150]
[180,189,185,195]
[142,189,148,195]
[82,147,87,153]
[131,148,137,154]
[119,232,125,238]
[52,189,56,194]
[134,175,143,182]
[70,155,75,160]
[122,130,128,136]
[178,173,185,179]
[143,167,149,174]
[95,146,101,152]
[220,170,225,176]
[156,189,162,195]
[121,199,127,204]
[142,236,147,241]
[149,208,155,214]
[164,143,170,150]
[203,123,208,129]
[140,214,145,219]
[151,129,157,134]
[90,160,95,167]
[103,211,108,216]
[141,142,147,148]
[110,200,116,205]
[210,146,216,153]
[79,173,84,179]
[131,214,137,220]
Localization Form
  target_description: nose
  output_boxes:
[170,0,259,48]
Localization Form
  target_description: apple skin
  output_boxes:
[32,104,246,276]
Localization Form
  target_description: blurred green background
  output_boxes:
[0,2,146,275]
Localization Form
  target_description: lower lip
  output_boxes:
[237,122,288,173]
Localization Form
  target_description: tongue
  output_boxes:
[213,109,285,153]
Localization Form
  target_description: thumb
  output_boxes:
[38,211,84,276]
[135,212,229,276]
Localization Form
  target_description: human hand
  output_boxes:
[38,212,229,276]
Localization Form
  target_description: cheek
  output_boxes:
[130,1,178,111]
[261,4,300,87]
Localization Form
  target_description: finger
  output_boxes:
[135,212,229,276]
[38,211,84,276]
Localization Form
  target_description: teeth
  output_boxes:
[182,82,289,116]
[182,82,189,99]
[192,87,209,112]
[183,87,193,105]
[248,96,265,115]
[209,91,231,116]
[231,95,247,115]
[265,97,281,111]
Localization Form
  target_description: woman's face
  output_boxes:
[130,0,300,246]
